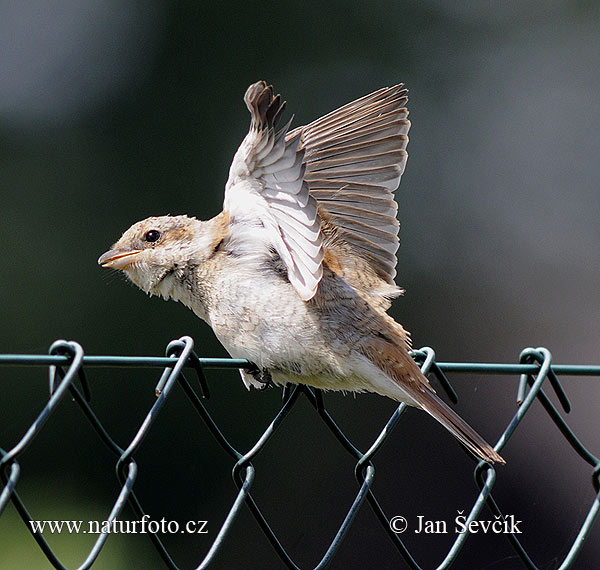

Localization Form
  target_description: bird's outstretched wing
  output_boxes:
[289,84,410,286]
[225,81,324,301]
[225,81,409,301]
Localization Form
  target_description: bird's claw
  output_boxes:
[245,363,273,390]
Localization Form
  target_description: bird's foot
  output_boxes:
[245,363,273,390]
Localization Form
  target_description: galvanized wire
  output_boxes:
[1,337,599,569]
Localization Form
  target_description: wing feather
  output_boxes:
[291,84,410,284]
[224,81,410,302]
[225,81,324,301]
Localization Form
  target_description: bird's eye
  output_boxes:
[144,230,162,243]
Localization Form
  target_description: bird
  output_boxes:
[98,80,504,464]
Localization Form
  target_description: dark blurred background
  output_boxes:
[1,1,599,568]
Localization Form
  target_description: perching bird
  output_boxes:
[99,81,504,464]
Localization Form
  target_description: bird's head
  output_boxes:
[98,215,207,297]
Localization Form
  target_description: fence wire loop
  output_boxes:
[412,347,458,404]
[517,347,570,412]
[48,340,90,402]
[1,340,599,570]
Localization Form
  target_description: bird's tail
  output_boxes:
[407,386,505,464]
[361,332,505,464]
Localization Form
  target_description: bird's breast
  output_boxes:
[196,255,341,373]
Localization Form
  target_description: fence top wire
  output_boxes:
[1,337,599,570]
[2,353,600,376]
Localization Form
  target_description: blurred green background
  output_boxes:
[1,1,599,568]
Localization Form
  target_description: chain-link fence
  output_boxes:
[1,336,599,569]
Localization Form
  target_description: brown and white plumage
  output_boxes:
[99,81,504,464]
[293,84,409,286]
[225,82,324,300]
[224,81,409,302]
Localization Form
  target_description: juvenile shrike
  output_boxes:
[99,81,504,464]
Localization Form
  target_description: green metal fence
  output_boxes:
[1,337,599,569]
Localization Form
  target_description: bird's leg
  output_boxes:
[244,363,273,390]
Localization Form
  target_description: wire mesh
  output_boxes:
[1,336,599,569]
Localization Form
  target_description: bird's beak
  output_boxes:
[98,249,142,269]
